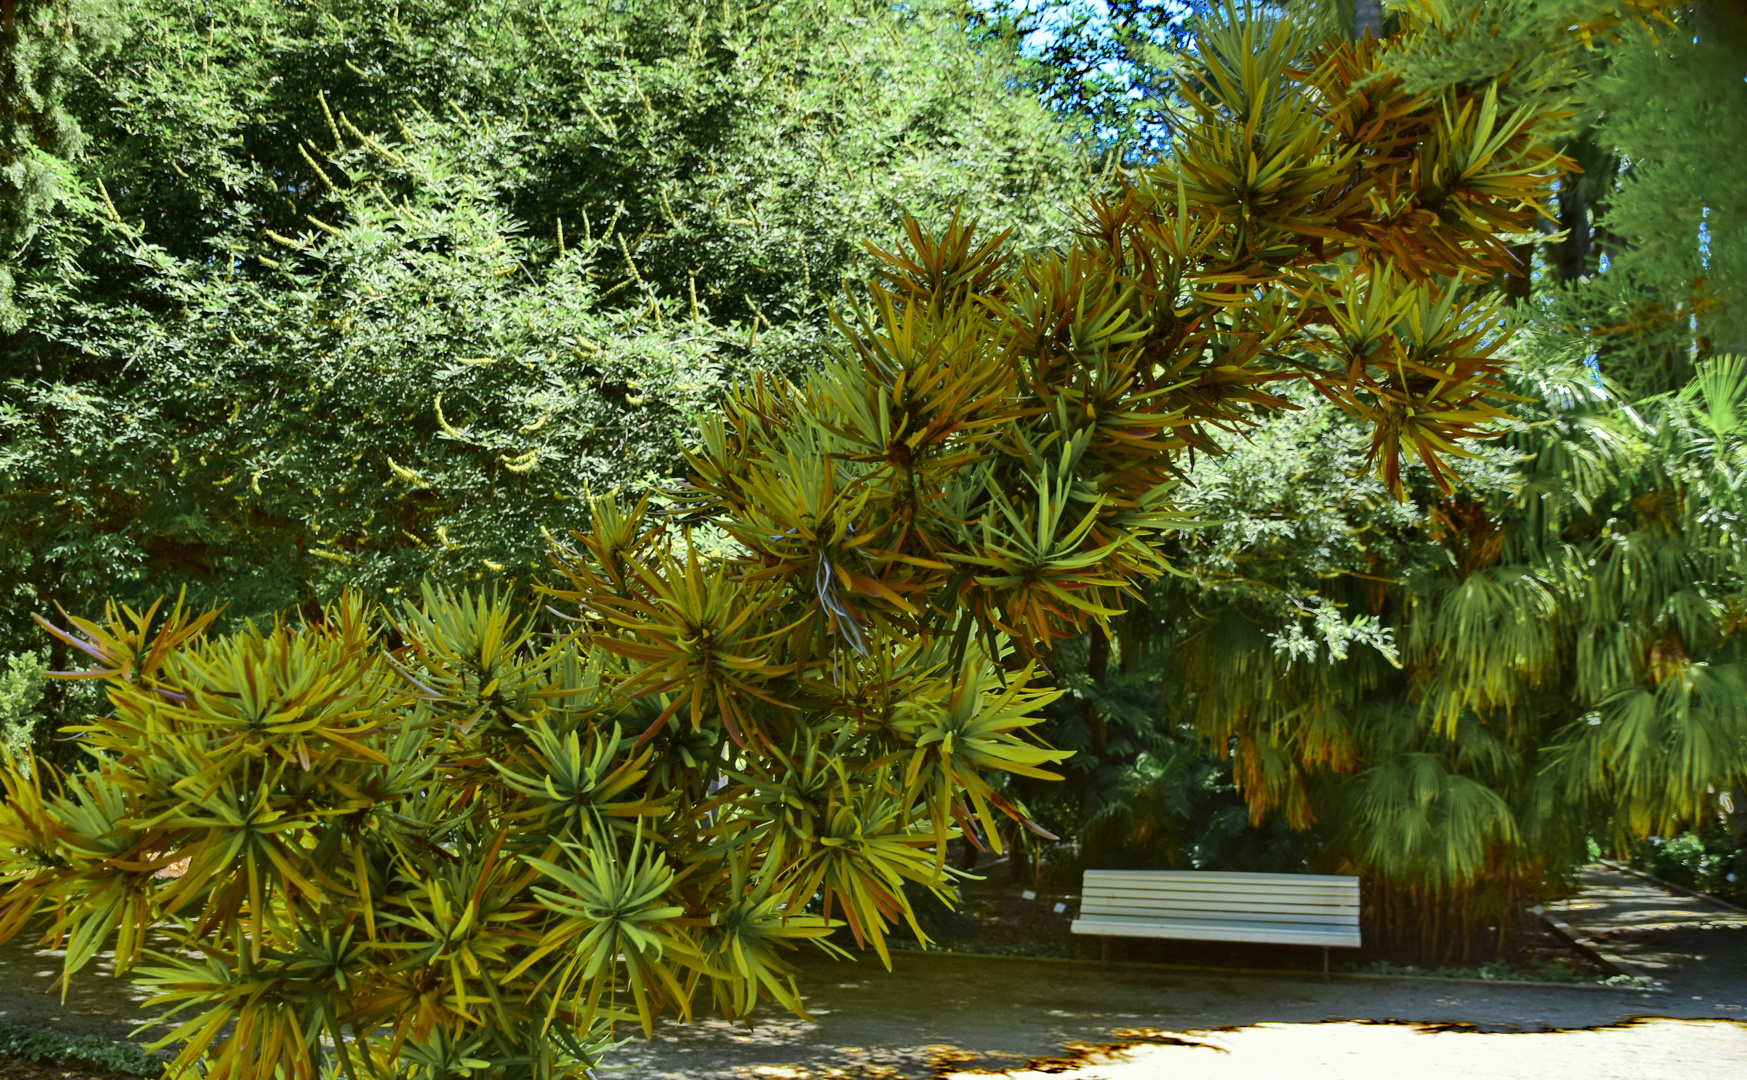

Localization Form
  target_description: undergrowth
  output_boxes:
[0,1019,152,1076]
[1351,959,1637,985]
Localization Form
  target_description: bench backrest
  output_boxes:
[1081,870,1360,934]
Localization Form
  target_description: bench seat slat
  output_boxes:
[1082,871,1357,885]
[1084,881,1357,899]
[1081,903,1355,925]
[1083,891,1357,912]
[1071,870,1362,950]
[1071,914,1362,948]
[1082,893,1355,908]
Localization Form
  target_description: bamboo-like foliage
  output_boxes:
[0,9,1569,1078]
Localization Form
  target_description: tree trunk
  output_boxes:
[1005,822,1033,886]
[1353,0,1384,39]
[42,629,68,769]
[1503,242,1536,304]
[1086,626,1111,761]
[1557,173,1592,282]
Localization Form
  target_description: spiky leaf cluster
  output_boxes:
[0,7,1575,1074]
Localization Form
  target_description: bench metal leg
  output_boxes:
[1101,937,1112,968]
[1322,946,1330,982]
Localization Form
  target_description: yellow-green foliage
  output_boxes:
[0,10,1570,1080]
[1,590,854,1080]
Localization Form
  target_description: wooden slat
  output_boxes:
[1070,915,1362,948]
[1083,892,1355,909]
[1083,888,1357,910]
[1083,904,1354,921]
[1083,878,1356,898]
[1083,866,1355,884]
[1083,877,1355,894]
[1082,912,1350,931]
[1083,871,1358,886]
[1083,891,1355,915]
[1084,877,1357,891]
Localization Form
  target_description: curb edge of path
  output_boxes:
[886,946,1661,993]
[1597,860,1747,914]
[1532,908,1667,991]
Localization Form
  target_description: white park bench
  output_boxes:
[1070,869,1362,979]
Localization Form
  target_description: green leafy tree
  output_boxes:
[0,9,1573,1075]
[976,0,1747,963]
[0,0,109,329]
[0,0,1102,741]
[1564,7,1747,391]
[1380,0,1746,392]
[0,648,47,765]
[963,0,1198,154]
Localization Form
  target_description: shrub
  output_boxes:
[0,12,1568,1079]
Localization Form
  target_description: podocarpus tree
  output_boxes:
[0,0,1102,720]
[0,0,105,330]
[0,9,1568,1078]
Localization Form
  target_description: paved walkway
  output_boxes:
[613,863,1747,1078]
[1546,864,1747,1004]
[0,866,1743,1076]
[0,935,164,1045]
[602,943,1747,1079]
[930,1019,1747,1080]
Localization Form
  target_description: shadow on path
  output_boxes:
[1550,864,1747,1005]
[0,936,167,1046]
[0,865,1743,1076]
[615,864,1747,1079]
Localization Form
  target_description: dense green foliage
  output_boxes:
[1633,825,1747,906]
[2,0,1740,994]
[1568,6,1747,392]
[0,646,48,762]
[1382,0,1747,391]
[990,0,1747,964]
[0,0,1099,712]
[0,0,108,329]
[0,9,1582,1075]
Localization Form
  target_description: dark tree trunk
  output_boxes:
[1005,821,1033,886]
[41,628,69,769]
[1503,242,1536,304]
[1085,626,1111,761]
[1557,173,1593,283]
[1086,626,1110,683]
[1353,0,1384,39]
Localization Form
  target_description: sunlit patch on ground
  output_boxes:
[931,1018,1747,1080]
